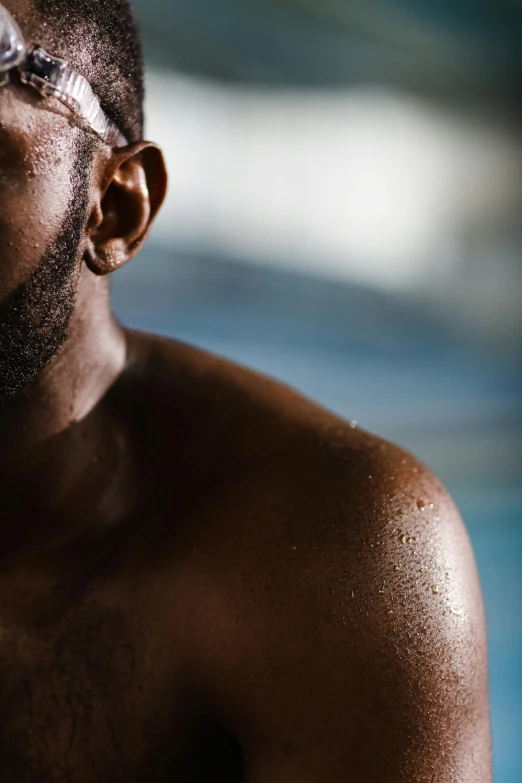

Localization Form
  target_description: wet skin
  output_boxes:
[0,3,492,780]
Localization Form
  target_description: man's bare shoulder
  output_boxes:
[124,327,342,435]
[124,328,458,516]
[125,331,491,780]
[126,330,486,653]
[125,328,448,499]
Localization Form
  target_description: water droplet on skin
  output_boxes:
[350,420,358,429]
[429,503,435,510]
[378,585,385,594]
[432,585,440,595]
[399,534,407,544]
[394,565,401,572]
[290,545,298,551]
[417,499,426,511]
[387,610,394,615]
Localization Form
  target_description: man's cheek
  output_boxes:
[0,167,71,274]
[0,212,62,301]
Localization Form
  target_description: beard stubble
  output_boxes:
[0,138,94,406]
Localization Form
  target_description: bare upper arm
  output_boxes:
[226,448,492,782]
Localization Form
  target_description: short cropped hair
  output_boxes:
[33,0,144,143]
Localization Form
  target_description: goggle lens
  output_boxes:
[0,6,25,72]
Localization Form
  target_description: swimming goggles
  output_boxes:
[0,2,128,147]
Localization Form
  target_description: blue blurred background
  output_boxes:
[114,2,522,778]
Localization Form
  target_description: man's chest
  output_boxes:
[0,567,227,783]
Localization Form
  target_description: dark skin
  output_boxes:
[0,4,492,780]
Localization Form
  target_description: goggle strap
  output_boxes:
[0,1,128,148]
[21,47,127,148]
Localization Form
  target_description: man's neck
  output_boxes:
[0,270,127,473]
[0,272,132,562]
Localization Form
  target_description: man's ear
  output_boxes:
[84,141,168,276]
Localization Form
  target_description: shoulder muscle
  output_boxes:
[230,439,492,782]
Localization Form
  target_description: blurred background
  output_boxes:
[113,2,522,779]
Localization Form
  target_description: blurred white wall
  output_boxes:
[146,70,522,347]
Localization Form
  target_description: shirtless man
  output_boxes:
[0,0,492,780]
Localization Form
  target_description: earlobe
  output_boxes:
[84,240,128,277]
